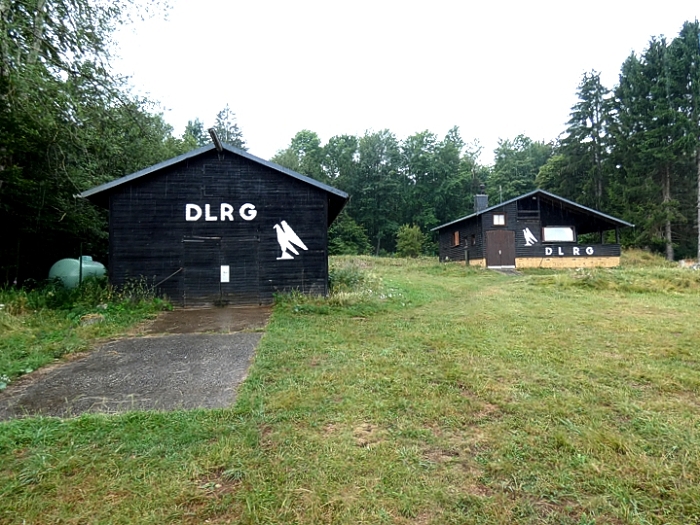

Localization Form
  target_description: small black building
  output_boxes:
[432,190,633,269]
[80,143,348,306]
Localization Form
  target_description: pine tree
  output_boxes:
[213,104,246,150]
[541,71,611,210]
[668,21,700,260]
[611,38,692,260]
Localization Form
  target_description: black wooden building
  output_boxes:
[80,143,348,306]
[432,190,633,269]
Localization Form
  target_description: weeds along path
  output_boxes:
[1,257,700,524]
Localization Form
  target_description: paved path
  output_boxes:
[0,307,270,420]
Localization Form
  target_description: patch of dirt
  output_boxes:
[491,268,522,276]
[309,355,325,367]
[197,467,242,498]
[463,481,493,497]
[472,401,500,421]
[424,448,460,463]
[353,423,383,448]
[454,386,502,422]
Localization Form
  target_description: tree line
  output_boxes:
[1,1,698,284]
[272,20,700,261]
[270,128,551,255]
[539,20,700,262]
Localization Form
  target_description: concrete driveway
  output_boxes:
[0,306,271,420]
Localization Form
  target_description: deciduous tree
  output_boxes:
[0,0,176,283]
[488,135,551,202]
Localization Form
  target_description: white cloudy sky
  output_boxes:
[113,1,700,164]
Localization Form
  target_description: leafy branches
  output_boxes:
[0,0,178,284]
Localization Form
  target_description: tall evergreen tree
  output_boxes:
[539,71,613,210]
[667,21,700,260]
[401,130,439,231]
[607,53,654,244]
[353,130,402,254]
[433,127,478,224]
[611,38,692,260]
[323,134,358,183]
[271,130,325,181]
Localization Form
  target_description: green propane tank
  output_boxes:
[48,256,106,289]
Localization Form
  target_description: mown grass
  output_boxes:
[1,254,699,524]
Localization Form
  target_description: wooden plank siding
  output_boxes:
[434,191,631,269]
[438,216,483,262]
[107,150,333,306]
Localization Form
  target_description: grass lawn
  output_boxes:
[1,254,700,524]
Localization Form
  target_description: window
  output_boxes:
[493,214,505,226]
[453,231,460,246]
[543,226,575,242]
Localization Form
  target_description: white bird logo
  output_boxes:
[273,220,308,260]
[523,227,539,246]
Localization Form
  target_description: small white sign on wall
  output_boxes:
[220,265,230,283]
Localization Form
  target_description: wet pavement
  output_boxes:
[0,307,272,420]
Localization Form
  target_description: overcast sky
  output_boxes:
[113,1,700,164]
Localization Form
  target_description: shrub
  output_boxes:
[328,213,372,255]
[395,224,425,258]
[329,261,367,293]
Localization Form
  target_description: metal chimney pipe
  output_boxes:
[208,128,223,152]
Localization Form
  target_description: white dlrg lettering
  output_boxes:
[205,204,217,221]
[185,204,202,221]
[220,203,234,221]
[239,203,257,221]
[543,246,596,257]
[185,202,258,222]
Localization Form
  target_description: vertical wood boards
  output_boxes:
[485,230,516,267]
[107,150,332,306]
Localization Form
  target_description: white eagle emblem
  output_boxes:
[273,220,308,260]
[523,227,539,246]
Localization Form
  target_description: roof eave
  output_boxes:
[79,145,216,200]
[431,189,634,231]
[78,143,349,204]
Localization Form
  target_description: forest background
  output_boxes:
[2,0,700,284]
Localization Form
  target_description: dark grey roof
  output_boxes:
[80,143,348,199]
[79,143,349,224]
[431,189,634,231]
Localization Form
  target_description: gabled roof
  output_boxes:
[431,189,634,231]
[79,143,349,224]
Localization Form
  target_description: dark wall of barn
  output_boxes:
[438,216,483,262]
[108,150,330,305]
